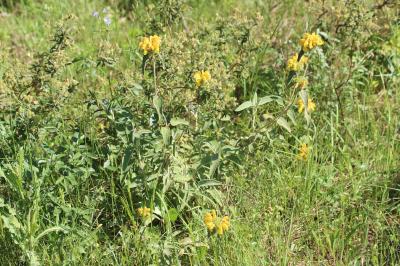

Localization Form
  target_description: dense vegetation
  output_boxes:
[0,0,399,265]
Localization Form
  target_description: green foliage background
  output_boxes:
[0,0,399,265]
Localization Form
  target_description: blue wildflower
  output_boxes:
[104,15,111,26]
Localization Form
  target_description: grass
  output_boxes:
[234,95,400,264]
[0,0,399,265]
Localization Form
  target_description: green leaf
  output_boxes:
[161,127,171,146]
[153,95,163,119]
[1,215,22,237]
[277,117,291,133]
[133,129,151,137]
[35,226,67,243]
[122,146,133,172]
[287,109,297,126]
[209,158,220,178]
[258,96,274,106]
[174,173,192,183]
[262,113,274,120]
[0,165,24,199]
[166,208,179,223]
[198,179,222,187]
[235,101,253,112]
[130,83,143,95]
[170,117,189,127]
[252,92,258,105]
[207,188,223,206]
[299,90,311,125]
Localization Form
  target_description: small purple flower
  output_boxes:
[102,7,109,14]
[92,11,99,18]
[104,15,112,26]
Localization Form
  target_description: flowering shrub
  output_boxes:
[0,0,399,265]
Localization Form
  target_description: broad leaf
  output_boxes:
[170,117,189,127]
[277,117,291,133]
[258,96,274,106]
[235,101,253,112]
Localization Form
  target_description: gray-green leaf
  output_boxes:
[277,117,291,133]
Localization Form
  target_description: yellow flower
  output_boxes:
[204,210,230,235]
[204,210,217,231]
[194,70,211,87]
[297,143,309,160]
[139,35,161,55]
[299,32,324,52]
[137,207,151,218]
[287,54,309,71]
[298,98,316,113]
[150,35,161,53]
[216,216,230,235]
[139,38,150,55]
[294,77,309,89]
